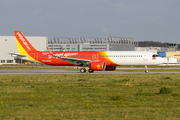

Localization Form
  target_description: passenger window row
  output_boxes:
[42,55,143,58]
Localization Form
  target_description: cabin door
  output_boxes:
[143,53,148,61]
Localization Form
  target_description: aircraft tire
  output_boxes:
[145,70,149,73]
[88,69,94,73]
[80,68,86,73]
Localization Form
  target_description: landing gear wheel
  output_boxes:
[88,69,94,73]
[145,70,149,73]
[80,68,86,73]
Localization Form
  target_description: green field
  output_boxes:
[0,74,180,119]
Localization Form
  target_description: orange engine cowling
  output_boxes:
[90,62,106,71]
[105,66,116,71]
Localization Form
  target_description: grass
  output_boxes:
[0,74,180,119]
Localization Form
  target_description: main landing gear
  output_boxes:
[88,69,94,73]
[80,68,94,73]
[80,68,86,73]
[145,65,149,73]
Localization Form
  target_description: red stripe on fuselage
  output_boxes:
[35,51,117,66]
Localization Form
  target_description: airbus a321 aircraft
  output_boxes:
[11,31,165,73]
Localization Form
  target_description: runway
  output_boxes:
[0,69,180,75]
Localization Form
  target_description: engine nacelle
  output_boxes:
[105,66,116,71]
[90,62,106,71]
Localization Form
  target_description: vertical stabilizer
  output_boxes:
[14,31,37,54]
[14,31,41,63]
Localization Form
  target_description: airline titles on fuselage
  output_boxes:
[42,52,79,60]
[42,60,52,62]
[16,32,31,51]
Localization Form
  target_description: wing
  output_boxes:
[59,56,92,65]
[46,47,94,65]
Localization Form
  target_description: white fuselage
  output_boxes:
[106,51,164,66]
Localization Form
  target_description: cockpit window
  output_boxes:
[152,54,160,57]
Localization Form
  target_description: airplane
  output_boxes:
[11,31,165,73]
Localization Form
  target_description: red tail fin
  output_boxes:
[14,31,37,53]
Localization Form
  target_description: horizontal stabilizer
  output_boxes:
[9,53,27,57]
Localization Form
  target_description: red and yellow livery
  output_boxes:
[13,31,165,73]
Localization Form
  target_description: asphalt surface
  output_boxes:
[0,69,180,75]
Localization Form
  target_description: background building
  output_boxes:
[48,36,137,51]
[135,47,168,53]
[0,36,47,64]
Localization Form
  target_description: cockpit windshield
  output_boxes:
[152,54,160,57]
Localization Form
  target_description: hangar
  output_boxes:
[48,36,137,51]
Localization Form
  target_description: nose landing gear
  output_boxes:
[145,65,149,73]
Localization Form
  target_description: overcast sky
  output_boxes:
[0,0,180,43]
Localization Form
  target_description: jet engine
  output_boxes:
[90,62,106,71]
[105,66,116,71]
